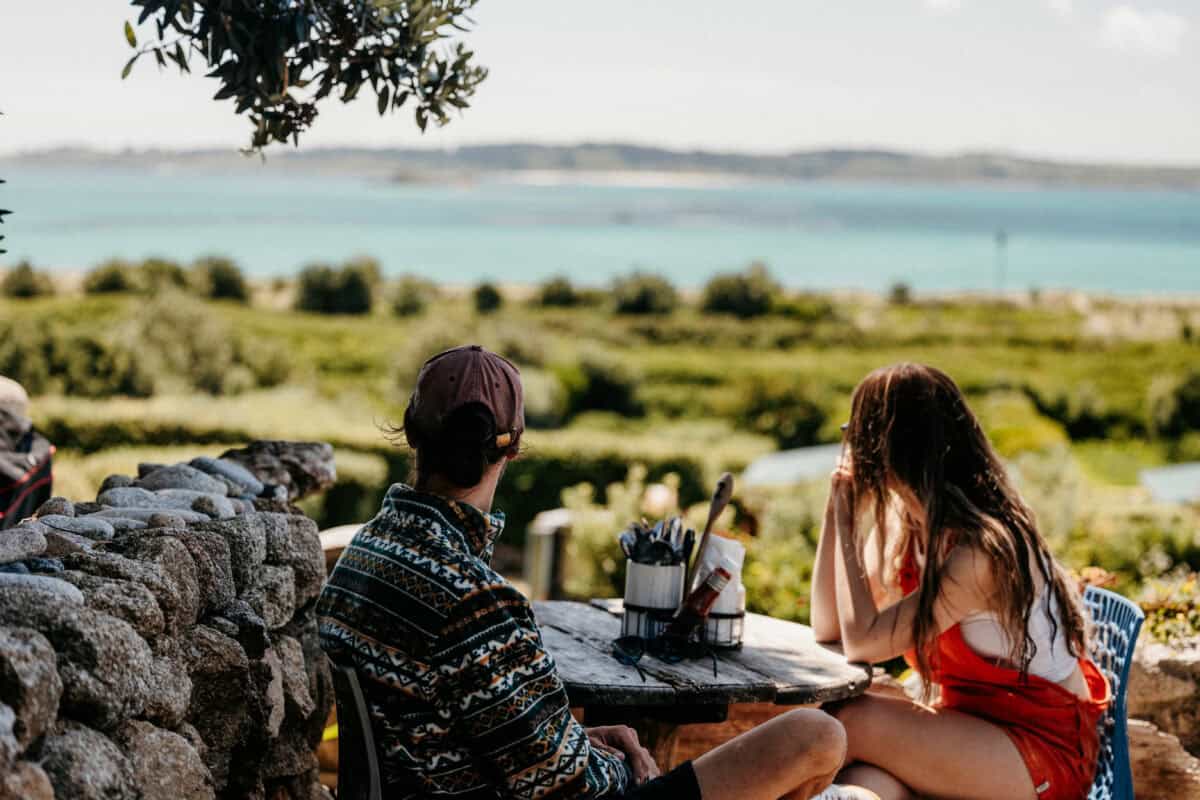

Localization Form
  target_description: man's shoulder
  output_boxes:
[335,510,527,617]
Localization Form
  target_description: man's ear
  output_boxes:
[503,434,522,461]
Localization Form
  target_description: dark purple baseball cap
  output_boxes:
[406,345,524,448]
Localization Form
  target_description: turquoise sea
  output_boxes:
[2,166,1198,293]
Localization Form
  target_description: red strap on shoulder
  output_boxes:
[898,537,920,595]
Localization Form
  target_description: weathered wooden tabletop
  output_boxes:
[534,599,872,710]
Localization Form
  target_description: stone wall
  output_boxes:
[1129,637,1200,756]
[0,442,336,800]
[1127,635,1200,795]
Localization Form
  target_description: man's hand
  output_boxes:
[586,725,660,785]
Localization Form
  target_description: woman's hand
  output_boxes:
[830,463,856,536]
[811,462,856,643]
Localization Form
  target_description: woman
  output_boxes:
[810,363,1109,800]
[319,344,849,800]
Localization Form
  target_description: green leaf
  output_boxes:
[121,55,138,80]
[124,21,137,48]
[377,86,390,116]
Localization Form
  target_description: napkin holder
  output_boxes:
[696,536,747,650]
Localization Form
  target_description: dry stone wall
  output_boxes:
[1129,637,1200,757]
[0,442,336,800]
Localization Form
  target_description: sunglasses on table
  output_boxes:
[611,634,719,681]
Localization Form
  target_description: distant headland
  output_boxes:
[4,143,1200,190]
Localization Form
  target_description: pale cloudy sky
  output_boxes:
[1,0,1197,163]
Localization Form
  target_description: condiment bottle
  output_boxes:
[666,561,733,638]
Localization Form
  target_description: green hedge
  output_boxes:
[34,390,772,535]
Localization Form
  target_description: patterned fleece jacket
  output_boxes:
[317,483,629,799]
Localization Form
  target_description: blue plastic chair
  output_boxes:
[1084,586,1144,800]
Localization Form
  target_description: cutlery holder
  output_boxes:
[621,562,685,640]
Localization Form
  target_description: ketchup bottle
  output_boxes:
[666,564,732,639]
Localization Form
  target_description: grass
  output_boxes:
[51,444,235,502]
[6,285,1199,603]
[1073,440,1171,486]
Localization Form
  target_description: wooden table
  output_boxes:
[534,599,872,764]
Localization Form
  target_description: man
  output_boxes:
[318,345,848,799]
[0,376,53,530]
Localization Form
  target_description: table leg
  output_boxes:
[637,719,682,769]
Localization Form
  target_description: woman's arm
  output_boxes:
[830,471,994,664]
[809,492,841,642]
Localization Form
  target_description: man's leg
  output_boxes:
[691,708,847,800]
[836,764,911,800]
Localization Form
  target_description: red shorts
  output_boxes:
[1001,711,1101,800]
[939,660,1108,800]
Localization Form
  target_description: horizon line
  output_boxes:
[4,139,1200,171]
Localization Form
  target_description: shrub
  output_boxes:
[1,261,55,298]
[1170,432,1200,463]
[1026,382,1125,440]
[1140,572,1200,645]
[391,275,437,317]
[83,260,138,294]
[612,272,678,315]
[701,262,780,319]
[0,322,153,398]
[560,465,661,599]
[295,264,334,312]
[131,295,290,395]
[775,293,837,324]
[888,281,913,306]
[0,323,52,394]
[57,334,156,397]
[974,392,1069,457]
[537,276,580,307]
[394,317,472,391]
[478,321,547,367]
[1148,371,1200,439]
[553,351,643,419]
[139,257,189,293]
[295,260,377,315]
[473,282,503,314]
[339,257,381,314]
[192,256,250,303]
[520,368,569,428]
[734,377,828,449]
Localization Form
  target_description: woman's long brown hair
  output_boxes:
[845,363,1086,689]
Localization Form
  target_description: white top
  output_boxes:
[904,538,1079,684]
[959,586,1079,683]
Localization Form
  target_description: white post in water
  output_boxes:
[995,229,1009,293]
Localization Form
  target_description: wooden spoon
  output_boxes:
[685,472,735,593]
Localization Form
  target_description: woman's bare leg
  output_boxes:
[692,709,847,800]
[831,693,1036,800]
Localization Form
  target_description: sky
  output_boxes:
[1,0,1198,164]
